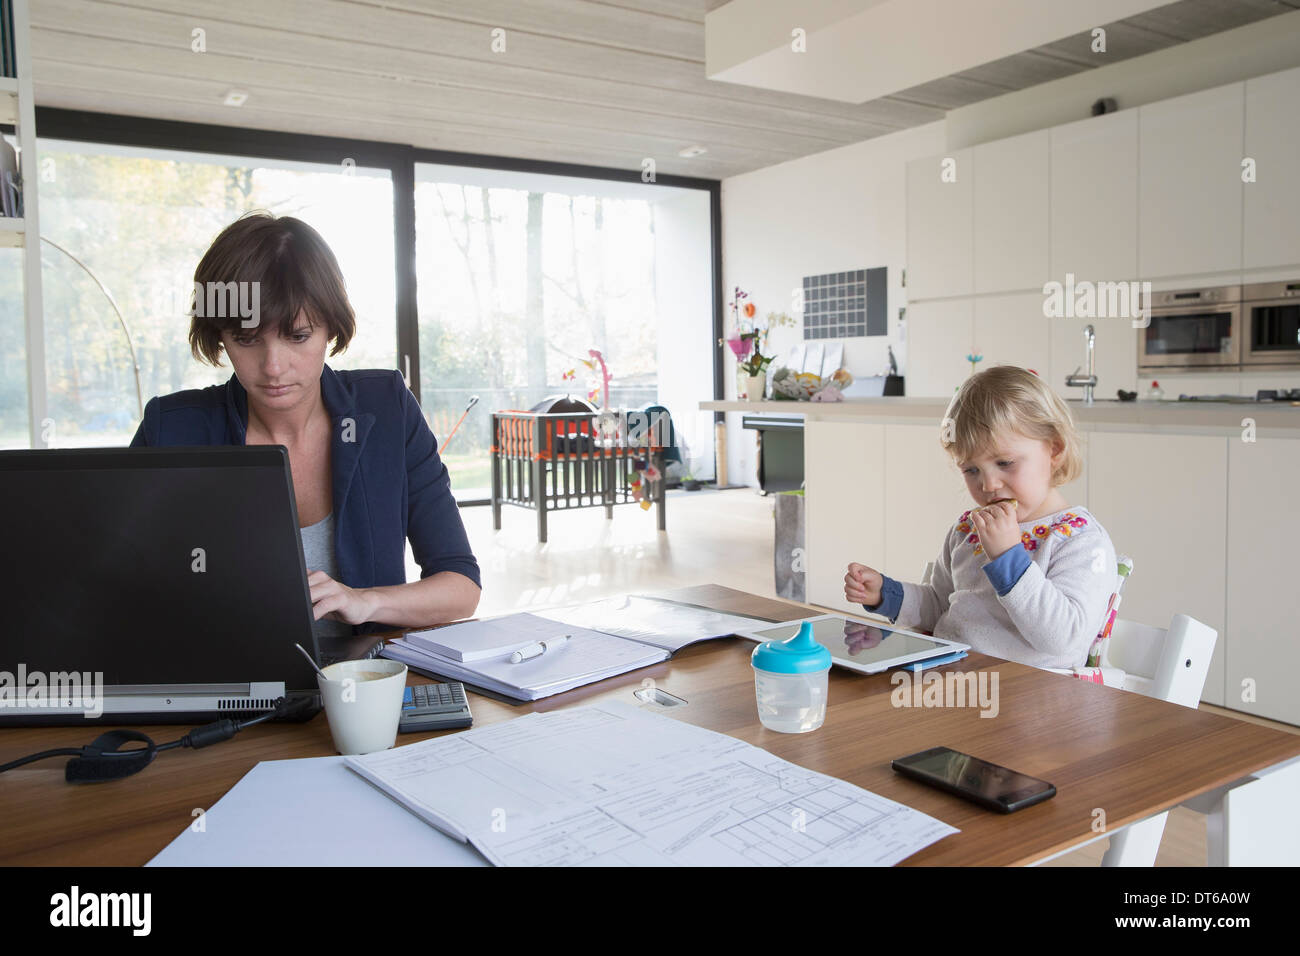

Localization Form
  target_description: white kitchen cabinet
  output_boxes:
[1088,432,1228,706]
[973,130,1050,294]
[905,299,973,397]
[804,421,886,615]
[1244,65,1300,270]
[906,149,972,300]
[1050,109,1139,284]
[1138,83,1244,280]
[1225,438,1300,724]
[882,424,971,587]
[974,292,1051,382]
[1048,314,1139,400]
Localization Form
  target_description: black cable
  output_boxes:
[0,693,319,782]
[0,747,83,772]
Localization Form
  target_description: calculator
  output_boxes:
[398,681,473,733]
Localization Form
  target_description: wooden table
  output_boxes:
[2,585,1297,866]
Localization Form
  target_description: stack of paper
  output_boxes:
[346,702,959,866]
[382,613,667,701]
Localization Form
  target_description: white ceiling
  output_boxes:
[28,0,1300,180]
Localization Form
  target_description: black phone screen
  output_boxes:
[894,747,1054,808]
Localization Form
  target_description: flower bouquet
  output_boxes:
[720,286,794,400]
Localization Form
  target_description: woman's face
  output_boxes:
[220,311,329,418]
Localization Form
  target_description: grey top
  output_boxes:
[299,512,353,640]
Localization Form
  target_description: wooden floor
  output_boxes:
[452,487,1299,867]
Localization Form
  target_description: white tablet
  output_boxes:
[737,614,970,675]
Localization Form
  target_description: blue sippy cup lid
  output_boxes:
[751,620,832,674]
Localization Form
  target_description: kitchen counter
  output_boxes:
[702,397,1300,438]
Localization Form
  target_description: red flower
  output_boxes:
[1069,516,1087,528]
[967,533,979,544]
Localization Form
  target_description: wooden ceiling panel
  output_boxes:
[27,0,1300,179]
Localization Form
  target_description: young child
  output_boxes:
[844,365,1115,670]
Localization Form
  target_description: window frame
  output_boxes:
[26,108,724,501]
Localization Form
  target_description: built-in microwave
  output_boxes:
[1242,280,1300,368]
[1138,285,1240,371]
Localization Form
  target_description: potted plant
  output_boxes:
[720,286,793,400]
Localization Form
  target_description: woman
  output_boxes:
[131,212,480,636]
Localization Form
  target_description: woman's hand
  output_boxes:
[844,562,883,606]
[970,501,1021,559]
[307,570,379,626]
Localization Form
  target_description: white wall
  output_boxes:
[652,191,716,480]
[720,120,946,486]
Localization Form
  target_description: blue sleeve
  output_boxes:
[983,545,1032,596]
[397,374,482,589]
[864,574,904,622]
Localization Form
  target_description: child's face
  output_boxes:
[957,430,1063,520]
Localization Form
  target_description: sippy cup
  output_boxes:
[751,620,832,733]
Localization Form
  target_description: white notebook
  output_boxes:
[382,621,667,701]
[403,613,566,662]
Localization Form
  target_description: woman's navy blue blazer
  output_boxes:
[130,365,481,595]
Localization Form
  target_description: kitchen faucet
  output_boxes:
[1065,324,1097,405]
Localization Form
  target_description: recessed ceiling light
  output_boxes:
[678,145,707,158]
[223,89,249,107]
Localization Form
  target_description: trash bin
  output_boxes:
[774,489,805,601]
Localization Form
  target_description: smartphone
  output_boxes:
[892,746,1056,813]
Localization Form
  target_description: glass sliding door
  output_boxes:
[33,139,396,447]
[414,163,714,501]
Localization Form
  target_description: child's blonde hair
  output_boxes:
[940,365,1082,487]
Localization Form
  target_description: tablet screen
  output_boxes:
[747,617,952,670]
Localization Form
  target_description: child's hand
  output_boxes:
[970,501,1021,559]
[844,563,883,606]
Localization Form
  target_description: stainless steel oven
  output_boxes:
[1138,285,1240,371]
[1242,280,1300,368]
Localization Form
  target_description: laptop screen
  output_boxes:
[0,446,320,691]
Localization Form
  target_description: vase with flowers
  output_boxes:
[721,286,794,400]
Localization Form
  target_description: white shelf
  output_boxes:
[0,216,23,247]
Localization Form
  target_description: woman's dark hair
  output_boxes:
[188,212,356,365]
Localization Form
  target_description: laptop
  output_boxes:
[0,446,382,725]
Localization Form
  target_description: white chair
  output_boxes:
[1089,614,1217,866]
[918,559,1219,866]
